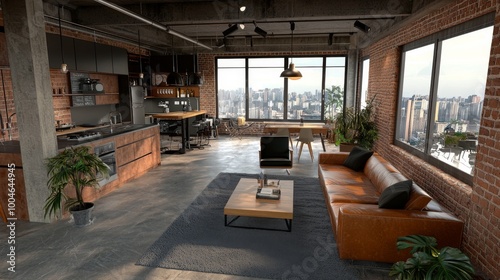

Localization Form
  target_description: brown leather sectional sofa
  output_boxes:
[318,152,464,263]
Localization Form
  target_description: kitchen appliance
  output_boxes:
[130,86,145,124]
[61,131,102,141]
[94,142,117,185]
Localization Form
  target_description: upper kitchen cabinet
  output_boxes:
[47,34,128,75]
[46,33,76,71]
[74,39,96,72]
[112,47,129,75]
[95,44,113,74]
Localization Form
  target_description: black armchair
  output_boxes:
[259,136,293,175]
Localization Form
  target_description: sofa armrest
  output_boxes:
[318,152,350,165]
[337,204,464,263]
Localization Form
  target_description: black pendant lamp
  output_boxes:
[167,50,183,86]
[280,22,302,80]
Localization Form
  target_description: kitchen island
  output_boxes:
[0,124,161,220]
[152,110,207,153]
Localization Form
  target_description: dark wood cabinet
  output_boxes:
[74,39,96,72]
[95,44,113,73]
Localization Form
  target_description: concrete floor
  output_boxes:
[0,136,391,279]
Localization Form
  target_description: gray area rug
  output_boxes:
[136,172,386,279]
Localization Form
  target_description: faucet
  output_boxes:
[6,113,16,141]
[108,111,122,132]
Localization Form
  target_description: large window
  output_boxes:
[396,15,493,181]
[217,56,346,121]
[359,57,370,109]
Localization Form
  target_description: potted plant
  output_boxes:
[44,145,110,226]
[324,85,344,143]
[334,97,378,151]
[390,235,475,280]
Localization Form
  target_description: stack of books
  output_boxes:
[256,185,281,200]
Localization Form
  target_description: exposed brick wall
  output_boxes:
[0,69,17,140]
[363,1,499,279]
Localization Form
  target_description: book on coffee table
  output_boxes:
[256,187,281,200]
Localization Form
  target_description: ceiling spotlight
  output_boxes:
[253,22,267,38]
[239,23,245,30]
[223,24,238,37]
[354,20,371,33]
[240,6,246,12]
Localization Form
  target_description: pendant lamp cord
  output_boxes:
[58,5,65,64]
[138,30,142,74]
[290,21,295,63]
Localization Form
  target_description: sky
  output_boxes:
[402,26,493,100]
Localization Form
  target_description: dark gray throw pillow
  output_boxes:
[378,180,412,209]
[343,146,374,171]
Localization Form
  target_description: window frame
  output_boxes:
[215,55,347,122]
[394,13,494,185]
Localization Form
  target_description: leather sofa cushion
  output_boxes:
[378,180,412,209]
[405,183,432,210]
[364,155,403,194]
[320,164,379,204]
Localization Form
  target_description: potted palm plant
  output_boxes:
[44,145,110,226]
[390,235,475,280]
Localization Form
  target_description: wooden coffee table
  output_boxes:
[224,178,294,232]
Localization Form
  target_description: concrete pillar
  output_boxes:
[2,0,58,222]
[345,49,359,109]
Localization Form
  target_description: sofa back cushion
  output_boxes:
[364,154,402,194]
[405,183,432,210]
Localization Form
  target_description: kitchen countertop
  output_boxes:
[1,123,158,153]
[152,110,207,120]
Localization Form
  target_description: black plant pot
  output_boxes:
[69,202,95,227]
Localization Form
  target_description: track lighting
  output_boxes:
[253,21,267,38]
[223,24,238,37]
[354,20,371,33]
[254,26,267,38]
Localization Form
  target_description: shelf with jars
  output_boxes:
[148,86,199,99]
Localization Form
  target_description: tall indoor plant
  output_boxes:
[390,235,475,280]
[44,145,110,226]
[334,96,378,151]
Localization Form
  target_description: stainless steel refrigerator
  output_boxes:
[130,86,145,124]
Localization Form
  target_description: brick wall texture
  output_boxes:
[361,1,500,279]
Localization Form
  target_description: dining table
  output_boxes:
[262,122,330,152]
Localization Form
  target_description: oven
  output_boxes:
[94,142,117,185]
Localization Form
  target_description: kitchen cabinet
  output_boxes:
[112,47,129,75]
[0,149,29,220]
[74,39,97,72]
[115,126,160,183]
[46,33,76,71]
[96,44,114,73]
[47,34,129,75]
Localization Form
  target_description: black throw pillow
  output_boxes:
[378,180,412,209]
[343,146,374,171]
